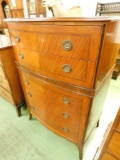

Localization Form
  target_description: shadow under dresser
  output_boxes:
[0,35,24,116]
[5,17,120,159]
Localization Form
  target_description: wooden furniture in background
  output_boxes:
[26,0,46,17]
[94,107,120,160]
[96,2,120,79]
[5,17,119,159]
[9,0,24,18]
[0,35,24,116]
[0,0,11,29]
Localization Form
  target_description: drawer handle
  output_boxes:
[62,64,72,73]
[25,80,29,85]
[28,92,32,97]
[62,112,69,118]
[62,98,70,105]
[19,53,24,59]
[62,40,72,51]
[15,35,20,42]
[63,127,69,133]
[31,106,35,110]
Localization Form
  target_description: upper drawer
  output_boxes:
[10,25,102,61]
[0,66,6,78]
[10,31,38,51]
[15,48,96,88]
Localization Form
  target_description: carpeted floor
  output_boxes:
[0,76,120,160]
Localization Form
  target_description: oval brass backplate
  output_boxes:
[62,40,72,51]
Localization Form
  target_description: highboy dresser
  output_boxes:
[5,17,119,159]
[0,35,24,116]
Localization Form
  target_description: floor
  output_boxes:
[0,76,120,160]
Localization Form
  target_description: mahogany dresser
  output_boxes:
[0,35,24,116]
[94,107,120,160]
[5,17,119,159]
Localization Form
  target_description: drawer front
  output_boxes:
[0,86,14,105]
[107,132,120,159]
[38,54,96,87]
[101,152,117,160]
[0,66,6,78]
[14,47,40,69]
[10,24,102,61]
[11,31,38,51]
[21,72,90,142]
[37,26,102,61]
[15,48,96,88]
[0,76,11,92]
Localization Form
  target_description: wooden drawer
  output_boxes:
[14,47,40,69]
[37,54,96,87]
[0,76,11,92]
[37,26,102,61]
[101,152,117,160]
[10,24,102,62]
[107,132,120,159]
[11,31,38,51]
[15,48,96,88]
[0,86,14,105]
[0,66,6,78]
[117,121,120,132]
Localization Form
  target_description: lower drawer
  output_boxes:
[0,76,11,92]
[0,86,14,105]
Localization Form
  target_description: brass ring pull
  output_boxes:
[25,80,29,85]
[19,53,24,59]
[62,98,70,105]
[28,92,32,97]
[62,112,69,118]
[15,35,20,42]
[62,40,72,51]
[63,127,69,133]
[62,64,72,73]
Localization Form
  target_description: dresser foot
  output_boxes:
[16,107,21,117]
[77,144,83,160]
[29,112,32,120]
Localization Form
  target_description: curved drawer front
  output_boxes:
[9,24,102,61]
[11,31,38,51]
[20,72,90,142]
[14,47,40,69]
[0,76,11,92]
[0,66,6,78]
[0,86,14,105]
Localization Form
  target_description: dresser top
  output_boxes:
[4,16,120,23]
